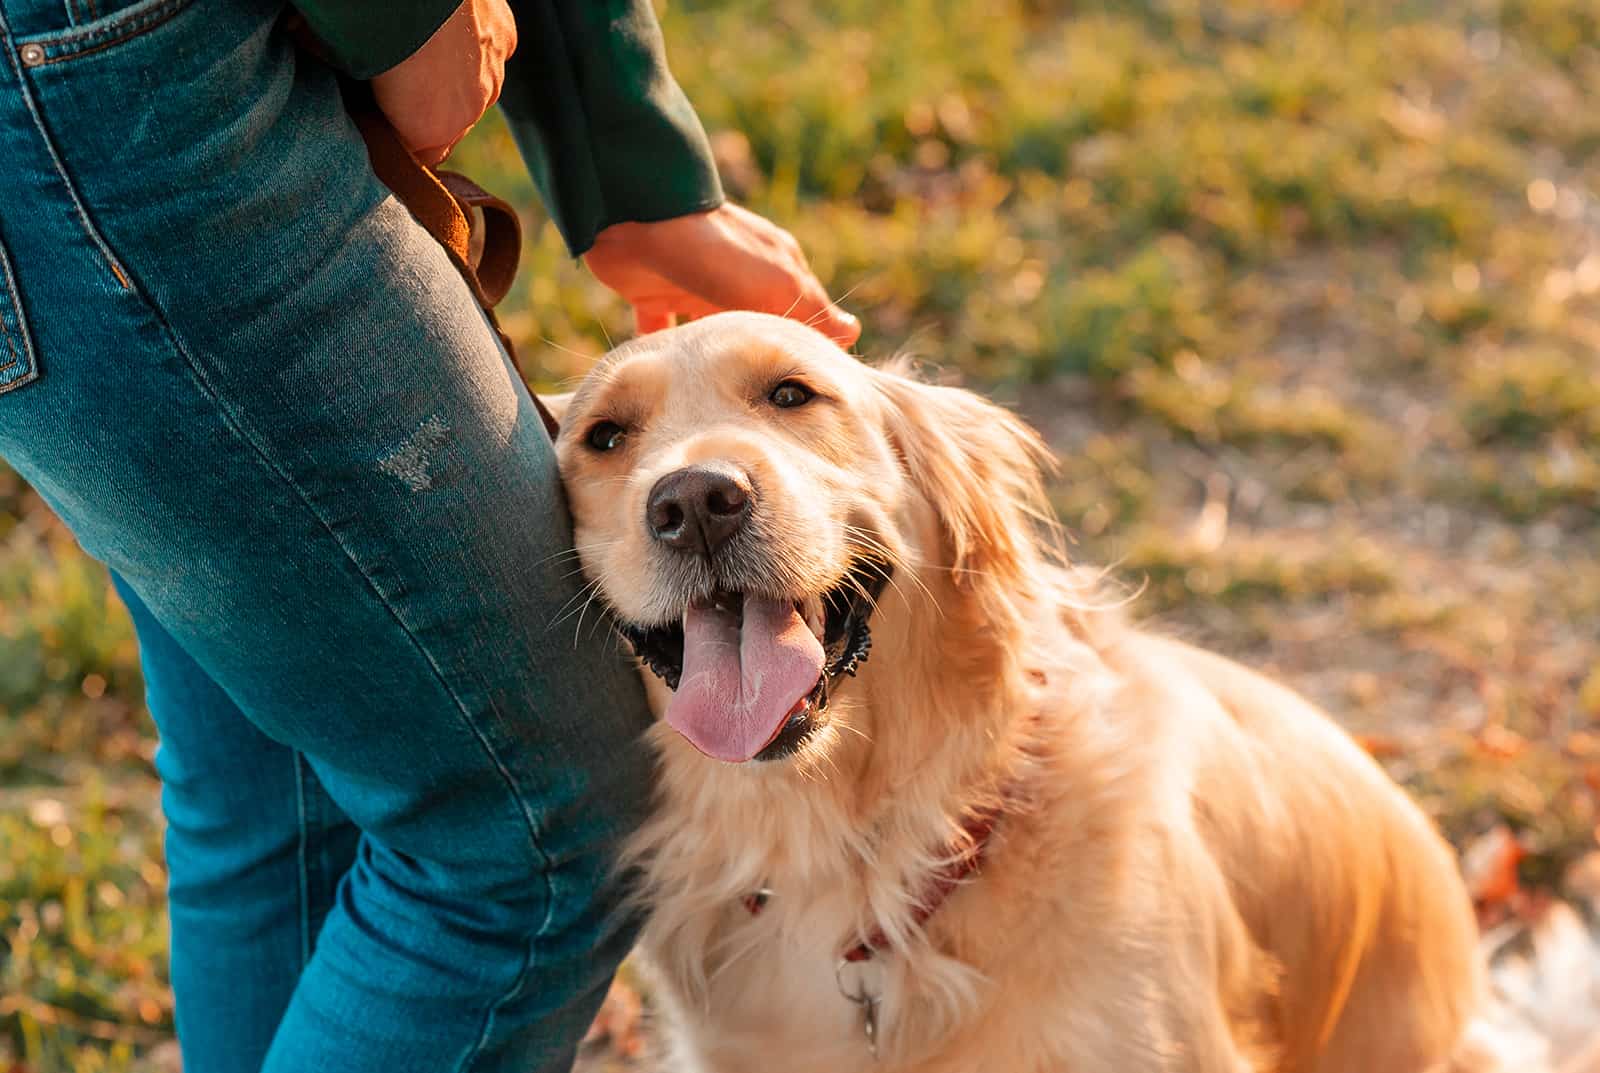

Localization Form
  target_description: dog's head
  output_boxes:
[553,312,1054,764]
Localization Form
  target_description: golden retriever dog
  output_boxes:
[548,311,1483,1073]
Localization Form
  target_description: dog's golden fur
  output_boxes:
[550,312,1483,1073]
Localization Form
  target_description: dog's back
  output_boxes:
[1120,634,1483,1071]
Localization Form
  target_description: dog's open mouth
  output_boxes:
[617,559,891,763]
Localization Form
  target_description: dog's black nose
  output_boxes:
[647,465,753,556]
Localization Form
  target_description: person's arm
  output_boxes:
[293,0,462,80]
[495,0,723,258]
[291,0,717,254]
[296,0,858,342]
[493,0,856,340]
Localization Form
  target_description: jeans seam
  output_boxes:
[293,752,312,967]
[458,936,537,1072]
[0,27,132,290]
[111,216,561,967]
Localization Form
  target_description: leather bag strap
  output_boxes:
[342,80,561,439]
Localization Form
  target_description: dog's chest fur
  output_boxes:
[634,850,1010,1073]
[622,708,1036,1073]
[621,665,1163,1073]
[644,891,897,1073]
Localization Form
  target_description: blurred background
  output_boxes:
[4,0,1599,1068]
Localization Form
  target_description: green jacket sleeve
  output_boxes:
[293,0,725,256]
[495,0,725,255]
[293,0,461,80]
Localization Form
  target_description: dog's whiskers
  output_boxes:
[801,276,873,337]
[842,525,940,611]
[574,584,615,648]
[831,718,873,747]
[546,576,603,630]
[807,742,845,785]
[539,336,602,364]
[835,528,940,620]
[789,758,824,786]
[828,276,872,310]
[779,289,807,322]
[534,539,621,572]
[546,575,606,634]
[557,563,595,583]
[840,524,895,557]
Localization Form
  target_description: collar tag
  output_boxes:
[836,956,885,1059]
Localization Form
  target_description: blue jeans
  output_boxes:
[0,0,654,1070]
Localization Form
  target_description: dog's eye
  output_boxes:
[769,381,814,409]
[586,421,628,452]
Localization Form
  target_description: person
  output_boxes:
[0,0,857,1069]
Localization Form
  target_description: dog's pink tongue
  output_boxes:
[664,597,825,762]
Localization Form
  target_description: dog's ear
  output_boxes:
[537,391,573,433]
[873,366,1056,590]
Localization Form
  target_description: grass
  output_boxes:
[5,0,1599,1067]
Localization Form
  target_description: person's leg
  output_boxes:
[114,573,362,1073]
[0,1,654,1070]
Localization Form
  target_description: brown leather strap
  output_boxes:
[436,172,523,308]
[339,80,561,440]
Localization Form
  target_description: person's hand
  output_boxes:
[370,0,517,166]
[583,203,861,345]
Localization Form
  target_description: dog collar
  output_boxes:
[741,801,1006,1057]
[740,721,1039,1055]
[741,799,1004,963]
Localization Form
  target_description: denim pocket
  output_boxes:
[12,0,198,67]
[0,237,40,396]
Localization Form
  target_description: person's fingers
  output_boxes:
[637,227,859,343]
[584,207,862,344]
[435,134,467,165]
[672,270,860,345]
[794,295,861,345]
[416,119,478,166]
[826,307,862,345]
[415,144,451,167]
[644,254,811,327]
[633,305,677,334]
[751,270,861,345]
